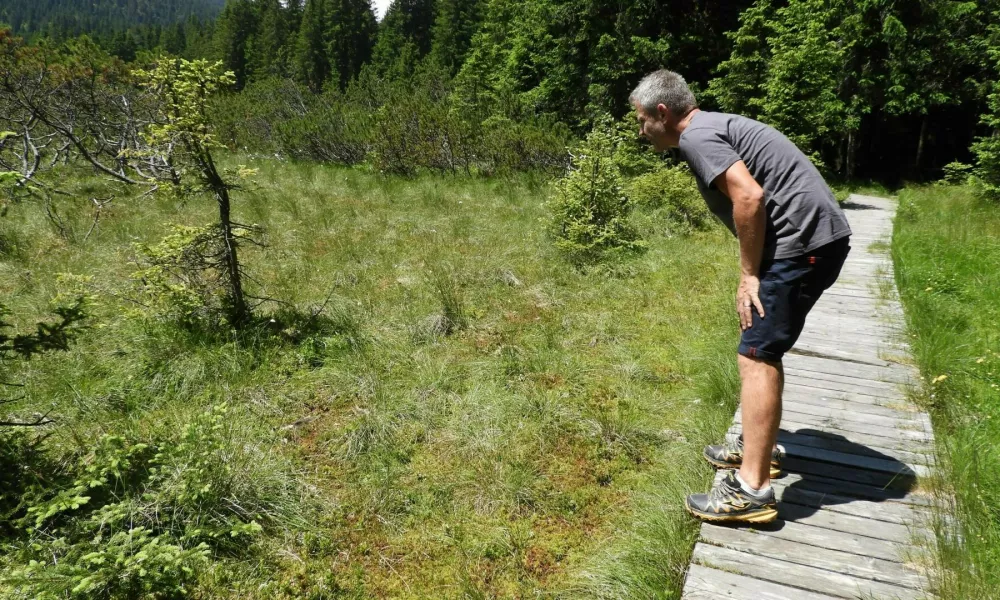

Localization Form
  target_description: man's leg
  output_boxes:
[737,355,783,490]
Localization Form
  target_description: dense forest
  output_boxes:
[5,0,999,183]
[4,1,1000,598]
[0,0,225,39]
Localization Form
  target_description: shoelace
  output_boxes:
[710,476,744,506]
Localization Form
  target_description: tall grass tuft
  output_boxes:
[893,183,1000,600]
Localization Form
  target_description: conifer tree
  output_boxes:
[429,0,483,76]
[214,0,259,88]
[295,0,376,91]
[370,0,437,78]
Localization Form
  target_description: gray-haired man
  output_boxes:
[630,70,852,523]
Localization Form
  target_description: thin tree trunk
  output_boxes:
[201,151,249,327]
[915,114,928,177]
[846,130,856,180]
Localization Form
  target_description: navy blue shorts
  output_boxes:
[738,237,851,362]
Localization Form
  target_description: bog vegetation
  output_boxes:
[3,0,1000,598]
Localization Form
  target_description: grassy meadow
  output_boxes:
[893,184,1000,600]
[1,158,742,598]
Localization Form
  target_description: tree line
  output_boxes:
[5,0,1000,184]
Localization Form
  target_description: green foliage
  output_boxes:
[138,57,254,327]
[2,404,306,599]
[0,0,225,41]
[211,70,573,175]
[941,161,974,185]
[294,0,377,91]
[626,165,712,235]
[547,121,645,264]
[973,24,1000,201]
[711,0,989,178]
[130,224,238,329]
[369,0,437,79]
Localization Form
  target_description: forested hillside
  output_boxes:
[0,0,225,38]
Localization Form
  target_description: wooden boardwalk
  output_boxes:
[681,195,937,600]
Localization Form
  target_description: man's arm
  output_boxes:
[714,160,766,331]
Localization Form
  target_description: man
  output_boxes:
[630,70,852,523]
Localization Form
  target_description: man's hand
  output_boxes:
[737,274,765,331]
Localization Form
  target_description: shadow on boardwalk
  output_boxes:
[759,427,919,530]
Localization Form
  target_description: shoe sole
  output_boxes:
[702,451,782,478]
[684,500,779,524]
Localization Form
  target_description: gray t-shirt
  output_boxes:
[678,111,851,260]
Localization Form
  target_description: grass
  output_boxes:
[892,183,1000,600]
[0,157,741,598]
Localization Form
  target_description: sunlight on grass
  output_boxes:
[0,157,741,598]
[893,183,1000,600]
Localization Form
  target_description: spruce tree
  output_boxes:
[370,0,437,78]
[214,0,259,89]
[429,0,483,76]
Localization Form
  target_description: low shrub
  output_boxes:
[2,405,310,599]
[547,122,646,264]
[626,165,712,234]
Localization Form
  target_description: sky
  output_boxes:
[373,0,392,21]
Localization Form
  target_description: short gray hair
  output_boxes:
[629,70,697,116]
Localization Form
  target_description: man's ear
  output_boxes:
[656,103,673,122]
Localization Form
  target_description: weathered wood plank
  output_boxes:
[692,544,925,600]
[734,410,932,443]
[770,429,933,466]
[699,525,927,589]
[729,421,933,454]
[777,501,930,543]
[779,400,922,428]
[682,565,843,600]
[780,442,931,478]
[783,367,904,391]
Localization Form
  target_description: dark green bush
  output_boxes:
[547,122,646,264]
[626,165,713,234]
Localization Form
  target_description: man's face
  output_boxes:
[634,102,674,151]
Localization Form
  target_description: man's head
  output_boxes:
[629,70,698,151]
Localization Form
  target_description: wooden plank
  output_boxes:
[699,525,927,589]
[777,501,930,543]
[735,410,932,443]
[783,367,904,391]
[783,382,910,405]
[782,356,916,384]
[771,429,933,467]
[780,401,922,428]
[692,544,925,600]
[782,391,920,417]
[682,564,843,600]
[772,471,933,507]
[781,442,930,478]
[770,480,930,526]
[729,421,933,454]
[778,457,920,499]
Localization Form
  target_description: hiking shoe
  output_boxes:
[703,434,782,478]
[685,470,778,524]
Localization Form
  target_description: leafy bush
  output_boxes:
[626,165,712,235]
[2,405,309,599]
[547,123,646,264]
